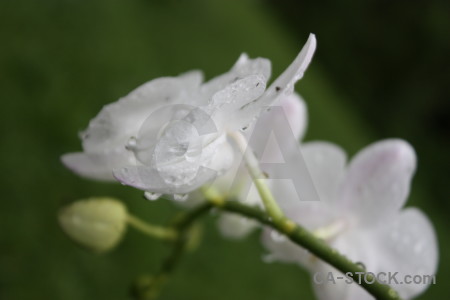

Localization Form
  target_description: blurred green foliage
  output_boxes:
[0,0,448,299]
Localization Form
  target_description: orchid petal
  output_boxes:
[338,139,416,225]
[61,151,134,181]
[312,262,375,300]
[210,74,267,129]
[82,72,203,153]
[201,54,271,99]
[247,93,307,159]
[234,34,316,128]
[311,227,379,300]
[302,141,347,204]
[217,213,259,239]
[372,207,438,299]
[261,228,314,267]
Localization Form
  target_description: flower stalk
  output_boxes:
[228,131,285,223]
[127,214,178,241]
[132,203,213,300]
[132,198,402,300]
[216,201,403,300]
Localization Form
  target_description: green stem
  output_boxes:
[132,200,402,300]
[132,203,213,300]
[228,131,284,222]
[227,131,400,298]
[127,214,178,241]
[218,201,402,300]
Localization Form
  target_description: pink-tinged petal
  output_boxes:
[338,139,416,225]
[302,141,347,204]
[61,151,134,181]
[372,207,438,299]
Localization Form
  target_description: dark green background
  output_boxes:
[1,0,448,299]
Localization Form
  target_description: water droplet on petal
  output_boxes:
[270,230,286,242]
[388,288,399,298]
[173,193,188,202]
[144,192,162,201]
[355,261,366,271]
[126,136,137,150]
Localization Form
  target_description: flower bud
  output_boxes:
[58,197,128,253]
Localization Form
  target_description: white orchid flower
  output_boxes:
[262,139,438,300]
[62,34,316,198]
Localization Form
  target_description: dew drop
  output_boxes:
[355,261,366,271]
[388,288,399,298]
[144,192,162,201]
[173,193,188,202]
[126,136,137,150]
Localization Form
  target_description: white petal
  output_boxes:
[311,227,380,300]
[301,141,347,204]
[246,93,308,156]
[270,178,334,228]
[61,151,134,181]
[234,34,316,127]
[217,212,259,239]
[210,74,267,130]
[372,207,438,299]
[312,261,375,300]
[261,228,314,267]
[280,93,308,141]
[201,54,271,98]
[267,33,316,95]
[82,72,202,153]
[338,139,416,225]
[113,164,216,194]
[114,135,233,194]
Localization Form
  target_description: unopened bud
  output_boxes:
[58,197,127,253]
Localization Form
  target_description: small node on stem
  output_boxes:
[280,218,297,235]
[201,186,226,207]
